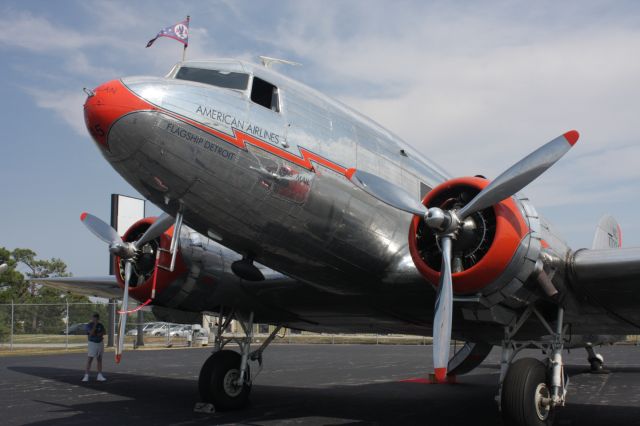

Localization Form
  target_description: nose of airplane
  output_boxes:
[83,79,154,149]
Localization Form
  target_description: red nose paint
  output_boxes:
[83,80,155,149]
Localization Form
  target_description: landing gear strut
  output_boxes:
[585,343,608,374]
[198,309,281,411]
[498,305,568,426]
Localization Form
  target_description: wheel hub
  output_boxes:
[223,369,243,397]
[534,382,551,420]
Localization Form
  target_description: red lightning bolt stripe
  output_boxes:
[162,109,348,176]
[88,79,350,176]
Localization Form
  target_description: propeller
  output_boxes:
[456,131,579,220]
[116,261,132,363]
[80,211,174,362]
[348,130,579,381]
[433,235,453,382]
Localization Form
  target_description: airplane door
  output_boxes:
[245,76,318,205]
[246,76,287,165]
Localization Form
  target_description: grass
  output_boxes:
[1,333,637,357]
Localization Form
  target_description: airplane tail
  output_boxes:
[592,214,622,249]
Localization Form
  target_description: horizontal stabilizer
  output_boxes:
[31,276,121,299]
[592,215,622,249]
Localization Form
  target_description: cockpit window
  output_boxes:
[175,67,249,90]
[251,77,280,112]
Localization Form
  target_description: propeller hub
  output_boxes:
[425,208,460,235]
[425,208,448,231]
[109,241,137,259]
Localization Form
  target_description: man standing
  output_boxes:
[82,313,106,382]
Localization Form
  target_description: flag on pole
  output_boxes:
[146,17,189,48]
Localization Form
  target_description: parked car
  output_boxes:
[147,322,172,336]
[169,325,188,337]
[192,324,209,338]
[61,323,88,335]
[169,324,209,338]
[127,322,163,336]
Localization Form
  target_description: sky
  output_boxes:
[1,0,640,276]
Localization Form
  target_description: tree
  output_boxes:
[0,247,94,336]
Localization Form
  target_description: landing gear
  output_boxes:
[585,343,609,374]
[501,358,553,426]
[199,350,251,410]
[497,305,568,426]
[197,308,282,411]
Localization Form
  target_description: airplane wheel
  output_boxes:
[501,358,554,426]
[198,350,251,410]
[588,354,609,373]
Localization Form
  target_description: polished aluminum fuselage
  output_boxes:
[95,60,636,343]
[108,60,449,296]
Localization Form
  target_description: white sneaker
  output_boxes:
[96,373,106,381]
[82,374,89,382]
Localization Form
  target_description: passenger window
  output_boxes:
[251,77,280,112]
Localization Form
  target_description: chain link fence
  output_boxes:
[4,302,635,354]
[0,301,107,352]
[0,301,434,353]
[0,301,198,353]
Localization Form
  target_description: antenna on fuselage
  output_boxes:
[259,56,302,68]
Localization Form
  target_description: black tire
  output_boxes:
[501,358,554,426]
[198,350,251,411]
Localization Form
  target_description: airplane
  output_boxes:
[34,57,640,425]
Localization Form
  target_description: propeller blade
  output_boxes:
[433,235,454,383]
[80,212,122,245]
[115,261,132,364]
[457,131,579,220]
[347,168,428,217]
[134,213,174,249]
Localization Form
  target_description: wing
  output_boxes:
[570,247,640,329]
[32,276,122,299]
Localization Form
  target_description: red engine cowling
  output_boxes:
[409,176,535,296]
[114,217,188,302]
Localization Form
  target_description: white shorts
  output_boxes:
[88,341,104,358]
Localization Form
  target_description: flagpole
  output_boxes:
[182,15,190,62]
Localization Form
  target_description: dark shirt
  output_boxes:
[86,322,105,343]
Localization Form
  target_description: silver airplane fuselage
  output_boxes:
[87,59,453,293]
[84,59,629,342]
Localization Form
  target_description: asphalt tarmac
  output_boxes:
[2,344,640,425]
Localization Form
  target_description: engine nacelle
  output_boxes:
[409,177,543,312]
[114,217,189,303]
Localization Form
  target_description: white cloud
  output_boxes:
[0,10,115,52]
[64,52,121,80]
[27,88,87,136]
[6,0,640,247]
[254,1,640,245]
